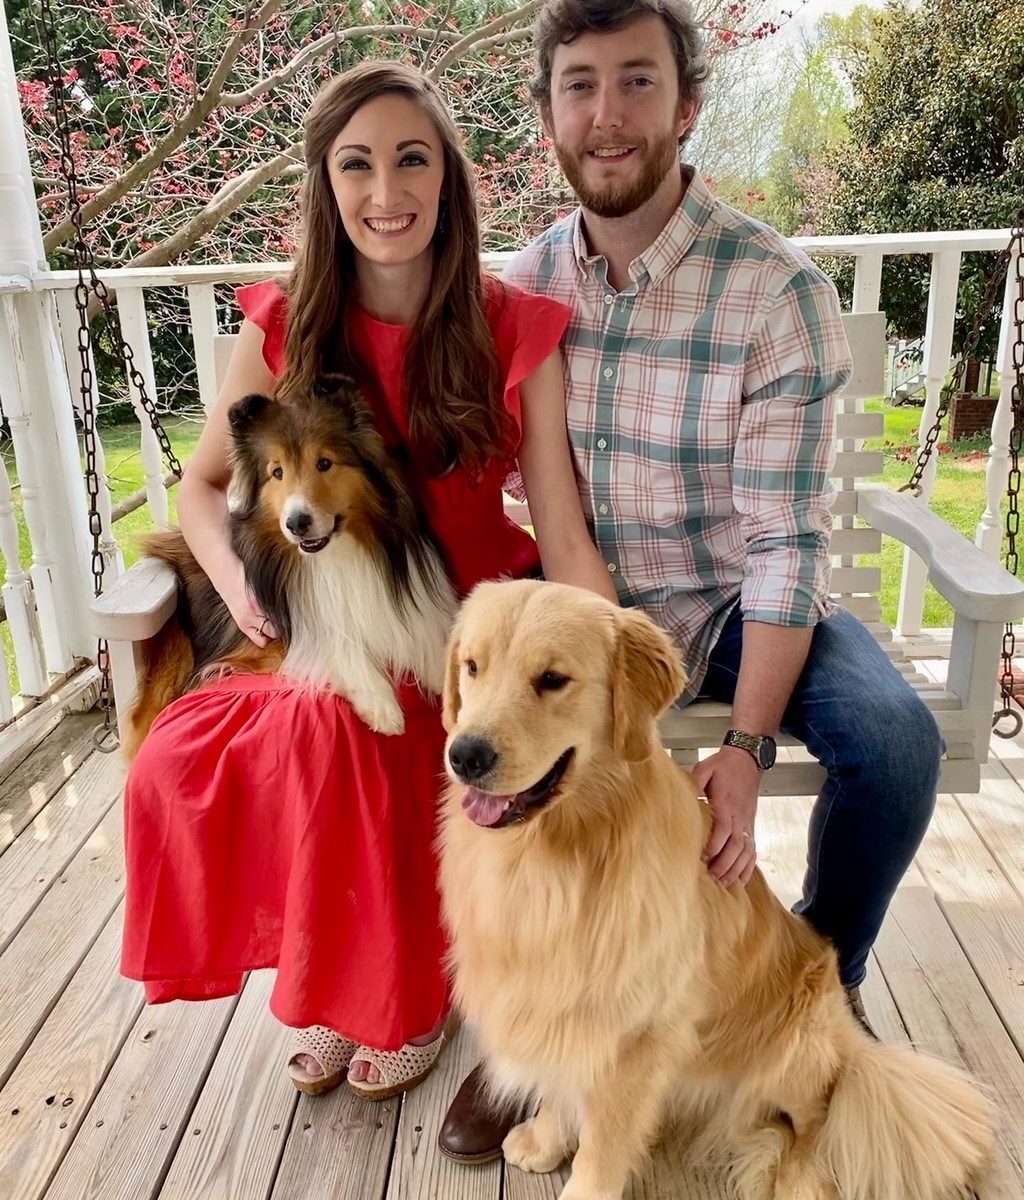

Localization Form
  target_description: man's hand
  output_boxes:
[692,746,761,887]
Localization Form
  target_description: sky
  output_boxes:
[774,0,892,46]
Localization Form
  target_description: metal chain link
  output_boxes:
[994,221,1024,737]
[37,0,183,750]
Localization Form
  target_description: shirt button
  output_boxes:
[608,563,617,573]
[603,367,614,379]
[597,437,607,450]
[598,504,609,515]
[603,294,613,305]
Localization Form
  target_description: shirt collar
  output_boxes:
[570,166,717,289]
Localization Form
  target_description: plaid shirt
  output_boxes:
[504,168,853,699]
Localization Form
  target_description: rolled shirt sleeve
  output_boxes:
[736,264,853,626]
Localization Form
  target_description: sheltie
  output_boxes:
[125,374,456,760]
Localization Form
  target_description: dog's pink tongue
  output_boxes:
[462,787,512,827]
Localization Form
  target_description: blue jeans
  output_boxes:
[700,606,942,987]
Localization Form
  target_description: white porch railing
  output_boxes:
[0,232,1019,723]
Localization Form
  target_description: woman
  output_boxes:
[121,60,616,1100]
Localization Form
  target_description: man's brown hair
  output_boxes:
[530,0,709,140]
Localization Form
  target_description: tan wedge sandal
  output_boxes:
[287,1025,359,1095]
[346,1031,445,1102]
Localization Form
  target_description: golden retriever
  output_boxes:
[438,579,993,1200]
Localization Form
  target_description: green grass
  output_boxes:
[0,417,202,695]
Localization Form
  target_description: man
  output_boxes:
[439,0,942,1164]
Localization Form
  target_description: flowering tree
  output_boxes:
[8,0,793,419]
[11,0,796,265]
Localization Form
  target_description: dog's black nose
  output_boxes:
[286,510,313,536]
[448,734,498,782]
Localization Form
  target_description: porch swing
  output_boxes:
[35,3,1024,794]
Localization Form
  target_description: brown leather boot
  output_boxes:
[438,1063,529,1164]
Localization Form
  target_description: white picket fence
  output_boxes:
[0,230,1020,746]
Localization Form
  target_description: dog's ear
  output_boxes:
[442,624,463,733]
[227,394,273,515]
[228,392,272,432]
[611,608,687,762]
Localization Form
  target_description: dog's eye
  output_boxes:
[316,457,332,473]
[271,466,283,481]
[465,659,477,677]
[536,670,570,694]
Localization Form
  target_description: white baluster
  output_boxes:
[896,249,962,636]
[977,247,1023,559]
[852,252,882,314]
[112,286,170,528]
[53,289,125,585]
[188,283,220,415]
[0,294,75,675]
[0,445,47,699]
[840,255,885,566]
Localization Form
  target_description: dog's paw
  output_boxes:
[503,1120,567,1174]
[350,690,405,736]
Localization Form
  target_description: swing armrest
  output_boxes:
[89,556,178,642]
[855,483,1024,623]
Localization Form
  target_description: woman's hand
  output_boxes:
[222,562,278,647]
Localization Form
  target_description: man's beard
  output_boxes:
[554,130,681,219]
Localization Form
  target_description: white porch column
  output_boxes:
[976,246,1023,560]
[896,249,962,636]
[0,0,94,655]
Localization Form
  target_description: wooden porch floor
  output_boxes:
[1,658,1023,1200]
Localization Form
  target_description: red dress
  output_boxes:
[121,277,570,1049]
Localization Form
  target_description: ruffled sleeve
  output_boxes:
[235,279,289,377]
[486,275,572,432]
[484,274,572,501]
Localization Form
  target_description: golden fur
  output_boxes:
[438,579,994,1200]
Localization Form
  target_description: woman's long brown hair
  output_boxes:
[279,60,506,476]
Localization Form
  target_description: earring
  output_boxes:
[437,199,448,238]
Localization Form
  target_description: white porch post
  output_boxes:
[896,249,962,635]
[976,246,1023,559]
[0,0,94,656]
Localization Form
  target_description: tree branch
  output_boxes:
[123,138,304,268]
[428,1,543,78]
[42,0,287,256]
[220,24,461,107]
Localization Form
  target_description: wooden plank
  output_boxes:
[0,751,124,954]
[829,526,881,557]
[830,565,881,595]
[0,902,143,1200]
[832,450,883,478]
[873,879,1024,1198]
[836,410,884,440]
[0,805,125,1089]
[912,786,1024,1058]
[0,714,96,855]
[43,993,239,1200]
[271,1064,400,1199]
[156,970,297,1200]
[836,594,881,621]
[385,1025,501,1200]
[0,671,100,784]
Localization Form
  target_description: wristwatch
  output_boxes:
[723,729,777,771]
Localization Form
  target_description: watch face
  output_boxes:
[757,739,777,770]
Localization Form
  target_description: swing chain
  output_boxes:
[994,220,1024,737]
[37,0,183,751]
